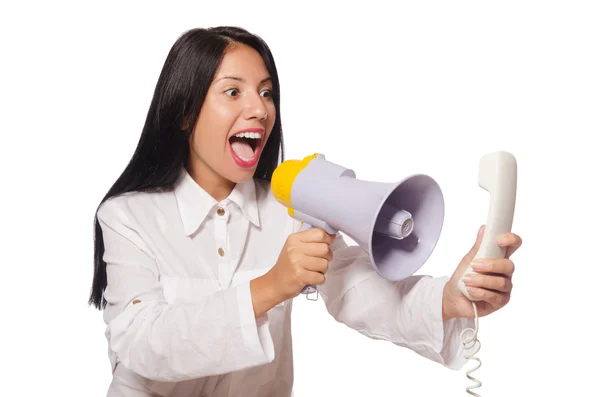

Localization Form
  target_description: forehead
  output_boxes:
[214,44,270,82]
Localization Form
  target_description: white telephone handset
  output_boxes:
[458,151,518,299]
[457,151,517,396]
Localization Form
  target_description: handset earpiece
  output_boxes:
[458,151,518,300]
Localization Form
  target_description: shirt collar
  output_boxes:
[173,168,260,236]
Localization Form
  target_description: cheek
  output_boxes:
[193,110,233,152]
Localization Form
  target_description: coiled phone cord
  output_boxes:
[460,301,482,396]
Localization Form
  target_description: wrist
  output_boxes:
[441,282,455,322]
[250,273,280,318]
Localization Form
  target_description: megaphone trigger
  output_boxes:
[291,209,337,235]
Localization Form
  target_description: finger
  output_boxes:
[471,258,515,276]
[462,273,512,293]
[303,242,333,261]
[466,287,510,308]
[304,270,326,286]
[462,225,486,262]
[299,228,336,244]
[497,232,522,258]
[303,257,329,274]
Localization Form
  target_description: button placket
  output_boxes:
[215,206,229,286]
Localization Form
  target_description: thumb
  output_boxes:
[466,224,486,258]
[453,225,486,279]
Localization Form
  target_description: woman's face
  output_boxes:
[188,43,276,197]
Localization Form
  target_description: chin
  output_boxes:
[226,150,263,184]
[225,168,257,184]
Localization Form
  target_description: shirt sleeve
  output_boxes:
[317,233,477,370]
[97,200,275,382]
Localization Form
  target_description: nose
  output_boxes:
[243,93,268,121]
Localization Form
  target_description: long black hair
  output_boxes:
[89,26,284,309]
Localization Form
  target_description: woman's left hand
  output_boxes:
[442,225,522,321]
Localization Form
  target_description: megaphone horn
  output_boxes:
[271,153,445,291]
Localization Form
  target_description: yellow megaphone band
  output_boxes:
[271,153,320,215]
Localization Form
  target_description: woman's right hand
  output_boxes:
[250,228,336,316]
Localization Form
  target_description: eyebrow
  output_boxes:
[216,76,272,84]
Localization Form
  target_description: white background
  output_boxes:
[2,1,599,396]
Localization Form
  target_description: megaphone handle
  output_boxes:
[294,214,335,300]
[298,222,318,296]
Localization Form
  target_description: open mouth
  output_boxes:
[229,131,263,164]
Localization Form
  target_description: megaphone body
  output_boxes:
[271,153,445,294]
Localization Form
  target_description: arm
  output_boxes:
[98,201,275,382]
[317,233,476,370]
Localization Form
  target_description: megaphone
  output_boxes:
[271,153,445,294]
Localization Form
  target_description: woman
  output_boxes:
[90,26,522,397]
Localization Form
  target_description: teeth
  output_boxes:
[234,132,262,139]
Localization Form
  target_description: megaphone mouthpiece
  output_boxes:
[271,153,320,208]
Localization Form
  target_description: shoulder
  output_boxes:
[96,190,175,257]
[96,189,173,230]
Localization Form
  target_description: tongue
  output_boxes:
[231,140,254,160]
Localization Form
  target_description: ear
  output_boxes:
[181,116,190,131]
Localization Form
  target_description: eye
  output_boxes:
[224,88,239,97]
[260,89,273,98]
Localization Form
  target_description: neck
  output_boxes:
[187,164,236,202]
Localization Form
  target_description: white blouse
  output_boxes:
[97,168,474,397]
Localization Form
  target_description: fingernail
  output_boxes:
[462,274,476,285]
[471,261,484,270]
[467,287,480,296]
